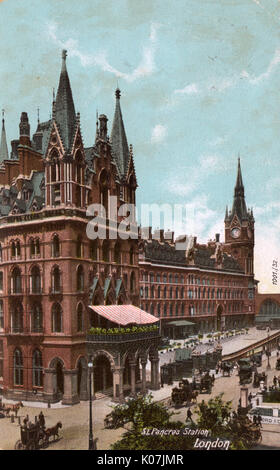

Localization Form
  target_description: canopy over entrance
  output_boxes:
[88,304,159,326]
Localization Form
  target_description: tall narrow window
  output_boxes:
[52,235,60,258]
[52,303,62,332]
[0,300,3,330]
[77,303,83,332]
[32,349,43,387]
[14,349,23,385]
[77,266,84,292]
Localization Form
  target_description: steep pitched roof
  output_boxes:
[110,88,130,179]
[227,158,248,222]
[0,117,9,162]
[55,50,76,152]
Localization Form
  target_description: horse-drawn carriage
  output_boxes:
[14,420,62,450]
[15,422,46,450]
[253,371,267,388]
[238,358,253,385]
[221,361,233,377]
[251,352,262,367]
[198,371,214,393]
[171,379,198,406]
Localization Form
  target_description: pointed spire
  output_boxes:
[230,157,248,222]
[55,50,76,150]
[110,88,130,178]
[0,110,9,162]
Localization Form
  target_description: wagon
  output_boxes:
[14,423,47,450]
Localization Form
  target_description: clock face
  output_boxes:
[231,227,241,239]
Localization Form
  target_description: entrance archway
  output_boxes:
[216,305,223,332]
[93,355,113,393]
[56,361,64,397]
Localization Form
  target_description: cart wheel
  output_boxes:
[15,440,23,450]
[27,440,36,450]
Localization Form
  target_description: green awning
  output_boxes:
[167,320,195,327]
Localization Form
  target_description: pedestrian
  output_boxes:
[257,415,262,428]
[38,411,45,429]
[253,414,258,425]
[160,374,164,388]
[186,408,193,423]
[273,376,277,388]
[248,392,252,403]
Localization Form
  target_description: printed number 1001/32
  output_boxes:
[272,260,278,286]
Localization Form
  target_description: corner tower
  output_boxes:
[224,158,255,274]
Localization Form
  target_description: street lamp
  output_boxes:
[88,357,97,450]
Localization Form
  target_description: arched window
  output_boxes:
[99,169,109,217]
[11,303,23,333]
[0,300,4,329]
[11,267,21,294]
[77,266,84,292]
[181,303,184,315]
[30,266,41,293]
[157,286,161,298]
[11,241,16,258]
[114,242,121,264]
[181,287,184,299]
[30,238,35,257]
[90,240,98,261]
[52,235,60,258]
[52,303,62,332]
[102,240,110,262]
[77,303,83,332]
[31,304,43,332]
[169,304,173,316]
[175,304,179,316]
[157,304,161,316]
[150,304,154,315]
[52,266,61,293]
[130,271,136,293]
[32,349,43,387]
[14,348,23,385]
[16,241,21,258]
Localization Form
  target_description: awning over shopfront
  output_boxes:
[88,304,159,326]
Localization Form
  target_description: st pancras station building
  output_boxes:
[0,51,257,405]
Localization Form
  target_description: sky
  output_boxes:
[0,0,279,293]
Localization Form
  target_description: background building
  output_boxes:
[139,160,257,336]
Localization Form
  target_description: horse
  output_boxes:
[44,422,62,443]
[3,401,24,417]
[190,390,199,403]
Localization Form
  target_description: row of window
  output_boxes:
[140,285,245,300]
[0,237,135,265]
[141,302,246,317]
[13,349,43,386]
[0,302,85,333]
[140,272,245,287]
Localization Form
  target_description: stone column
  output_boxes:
[43,368,56,403]
[129,362,136,396]
[62,369,79,405]
[112,367,124,402]
[79,364,89,401]
[141,359,147,395]
[150,358,160,390]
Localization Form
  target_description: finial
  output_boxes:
[37,107,40,124]
[115,88,121,99]
[62,49,67,61]
[2,109,4,123]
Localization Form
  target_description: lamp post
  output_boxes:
[88,358,97,450]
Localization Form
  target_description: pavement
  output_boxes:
[1,327,280,450]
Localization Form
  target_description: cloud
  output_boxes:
[174,83,199,95]
[151,124,167,143]
[47,22,160,83]
[173,47,280,97]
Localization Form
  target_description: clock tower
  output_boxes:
[224,158,255,274]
